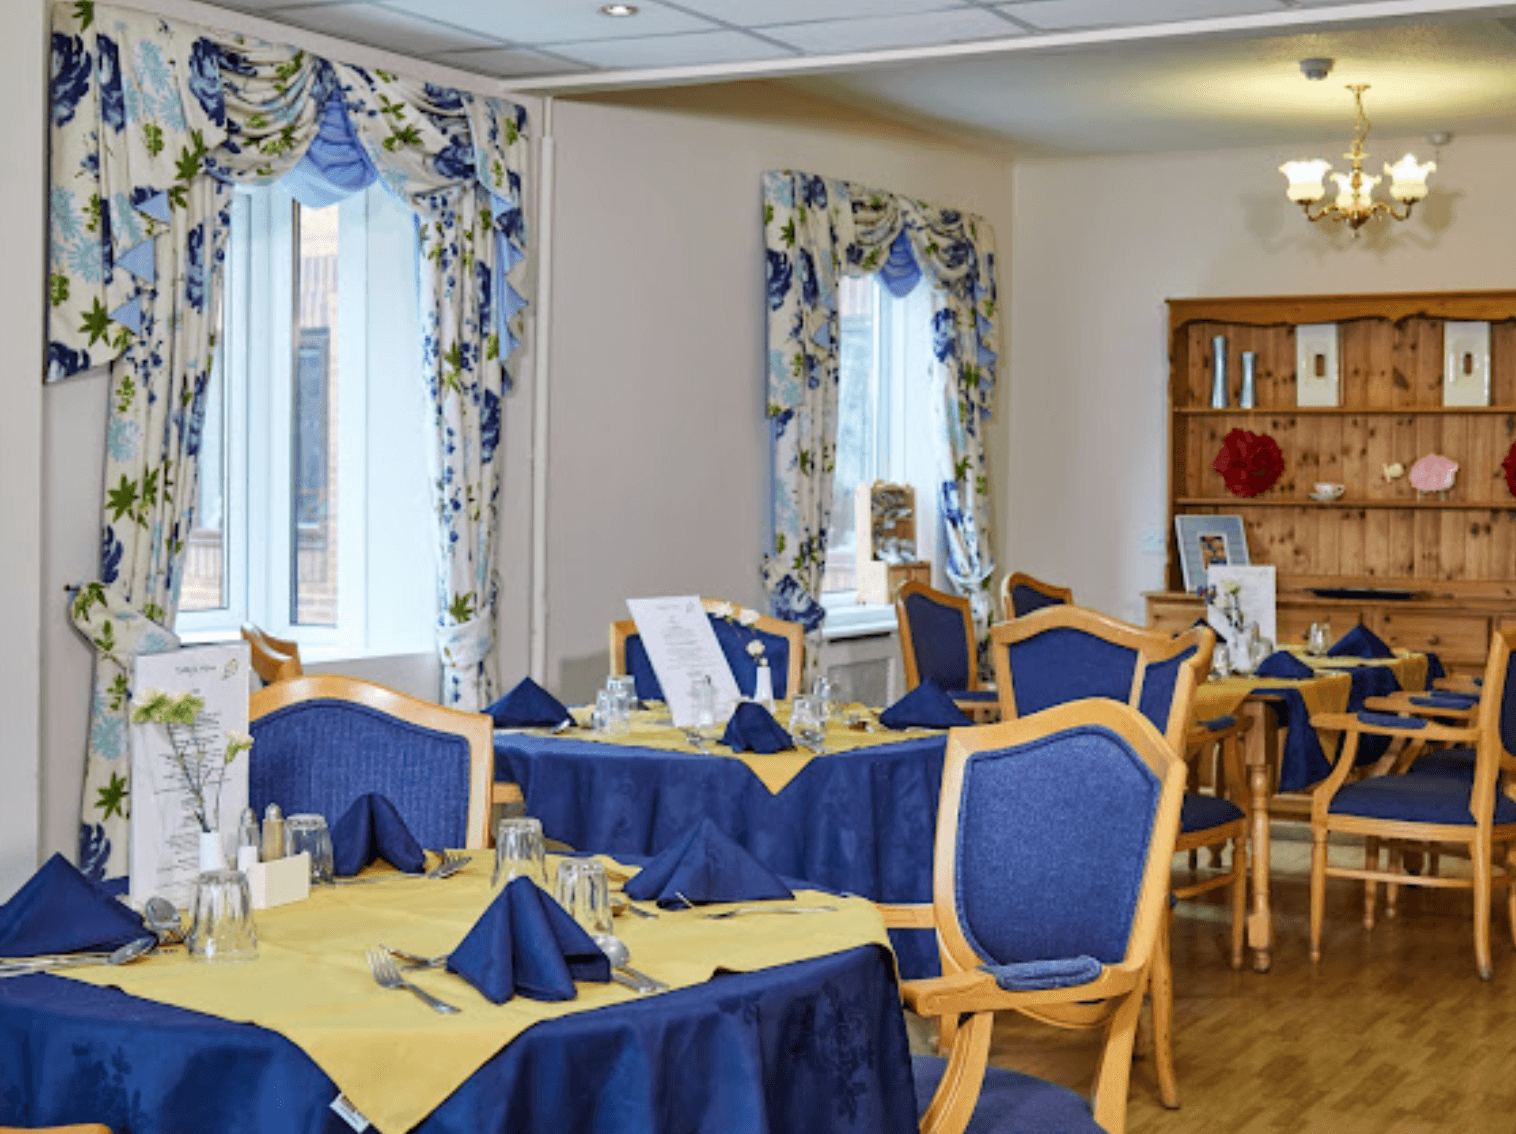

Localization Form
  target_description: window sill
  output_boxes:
[820,599,898,641]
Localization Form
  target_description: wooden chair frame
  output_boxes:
[241,623,303,685]
[609,599,804,703]
[895,581,999,722]
[1178,715,1253,971]
[1307,625,1516,979]
[249,675,494,849]
[883,700,1186,1134]
[1000,571,1073,621]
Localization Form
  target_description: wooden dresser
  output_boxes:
[1149,290,1516,674]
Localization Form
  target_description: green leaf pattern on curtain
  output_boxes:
[49,1,531,881]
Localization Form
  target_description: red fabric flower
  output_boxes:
[1503,442,1516,498]
[1213,429,1283,498]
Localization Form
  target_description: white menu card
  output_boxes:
[129,642,252,910]
[1205,564,1277,660]
[626,596,741,728]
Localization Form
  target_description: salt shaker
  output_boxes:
[260,803,285,862]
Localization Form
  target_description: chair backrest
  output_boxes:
[242,623,303,685]
[249,676,492,849]
[896,581,978,694]
[932,699,1186,976]
[609,599,804,702]
[1001,571,1074,620]
[1469,624,1516,824]
[990,606,1213,751]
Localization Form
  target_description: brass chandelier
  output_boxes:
[1279,84,1435,236]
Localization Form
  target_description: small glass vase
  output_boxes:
[199,829,226,873]
[753,662,775,711]
[1240,351,1257,409]
[1209,335,1229,409]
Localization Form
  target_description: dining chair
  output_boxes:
[1000,571,1073,621]
[989,605,1216,1108]
[1177,715,1251,971]
[895,581,998,722]
[887,699,1187,1134]
[241,623,303,685]
[249,675,494,851]
[1307,624,1516,979]
[609,599,803,703]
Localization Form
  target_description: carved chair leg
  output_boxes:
[1310,827,1329,964]
[1474,834,1494,981]
[1091,978,1147,1134]
[1363,836,1380,930]
[1150,905,1179,1109]
[1505,843,1516,951]
[1229,832,1248,971]
[1385,848,1403,921]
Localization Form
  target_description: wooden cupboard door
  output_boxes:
[1376,610,1491,667]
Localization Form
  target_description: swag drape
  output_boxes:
[49,1,529,883]
[762,171,1000,649]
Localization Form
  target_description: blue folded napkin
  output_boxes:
[331,793,426,878]
[446,876,610,1004]
[623,818,793,908]
[0,854,147,958]
[720,701,793,754]
[878,679,973,730]
[487,677,572,729]
[980,955,1103,991]
[1254,651,1314,680]
[1199,715,1236,732]
[1326,624,1394,659]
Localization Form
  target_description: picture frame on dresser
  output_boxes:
[1175,514,1249,593]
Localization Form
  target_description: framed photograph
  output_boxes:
[1175,514,1249,593]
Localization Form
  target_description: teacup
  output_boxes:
[1311,482,1345,501]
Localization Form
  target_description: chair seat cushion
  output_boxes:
[1405,747,1476,781]
[951,689,1000,702]
[1329,772,1516,826]
[1180,792,1245,833]
[912,1055,1102,1134]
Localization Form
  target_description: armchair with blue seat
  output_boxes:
[248,675,494,852]
[1000,572,1073,621]
[895,581,999,722]
[1307,623,1516,979]
[887,699,1187,1134]
[609,599,804,704]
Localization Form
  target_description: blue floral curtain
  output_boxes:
[49,1,529,883]
[761,170,1001,653]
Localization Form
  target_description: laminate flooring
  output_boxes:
[909,823,1516,1133]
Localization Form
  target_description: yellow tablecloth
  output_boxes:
[61,855,891,1134]
[501,706,940,794]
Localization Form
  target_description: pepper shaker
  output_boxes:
[261,803,285,862]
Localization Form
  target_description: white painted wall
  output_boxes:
[1006,132,1516,626]
[542,97,1013,700]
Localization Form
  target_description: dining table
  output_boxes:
[493,706,949,979]
[0,854,916,1134]
[1189,648,1430,972]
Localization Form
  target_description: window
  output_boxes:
[176,181,436,659]
[821,273,942,608]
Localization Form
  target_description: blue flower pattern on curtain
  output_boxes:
[49,1,529,883]
[762,171,1000,660]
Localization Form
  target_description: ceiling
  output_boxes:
[198,0,1516,155]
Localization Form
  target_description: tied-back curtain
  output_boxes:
[761,170,1001,657]
[49,2,530,883]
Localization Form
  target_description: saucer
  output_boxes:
[1308,490,1344,502]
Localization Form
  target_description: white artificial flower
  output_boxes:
[737,608,760,627]
[746,639,766,659]
[711,602,736,620]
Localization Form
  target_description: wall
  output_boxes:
[542,96,1014,700]
[1006,132,1516,626]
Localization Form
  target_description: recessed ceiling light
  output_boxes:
[600,3,639,15]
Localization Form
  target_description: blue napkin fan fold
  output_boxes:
[447,876,610,1004]
[487,677,572,729]
[1327,624,1394,659]
[0,854,148,958]
[721,701,794,754]
[879,679,974,730]
[1254,651,1314,680]
[623,818,793,908]
[331,793,426,877]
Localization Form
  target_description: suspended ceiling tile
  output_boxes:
[270,4,499,53]
[547,29,796,68]
[996,0,1285,31]
[378,0,718,44]
[671,0,971,28]
[428,46,585,78]
[765,9,1020,53]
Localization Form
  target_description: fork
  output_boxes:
[366,948,460,1014]
[333,851,471,886]
[701,904,838,919]
[382,945,448,970]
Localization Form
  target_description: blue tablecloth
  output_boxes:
[1257,660,1408,792]
[496,734,946,978]
[0,944,914,1134]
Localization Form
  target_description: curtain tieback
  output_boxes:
[66,582,181,668]
[437,614,493,670]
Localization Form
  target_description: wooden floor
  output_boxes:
[914,823,1516,1133]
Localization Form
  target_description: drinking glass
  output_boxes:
[554,859,611,938]
[187,869,259,962]
[591,689,615,734]
[811,675,836,722]
[604,677,632,736]
[690,674,718,737]
[493,816,547,887]
[1307,620,1332,656]
[1209,642,1231,681]
[791,695,825,749]
[283,814,334,885]
[609,675,638,716]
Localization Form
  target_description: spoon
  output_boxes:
[0,935,156,979]
[594,934,666,993]
[144,896,185,945]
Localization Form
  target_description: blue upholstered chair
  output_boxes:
[609,599,803,703]
[989,606,1217,1109]
[1177,715,1251,971]
[1000,571,1073,621]
[1307,624,1516,979]
[248,675,494,851]
[895,581,999,721]
[886,700,1187,1134]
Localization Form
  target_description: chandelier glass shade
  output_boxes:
[1279,85,1435,235]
